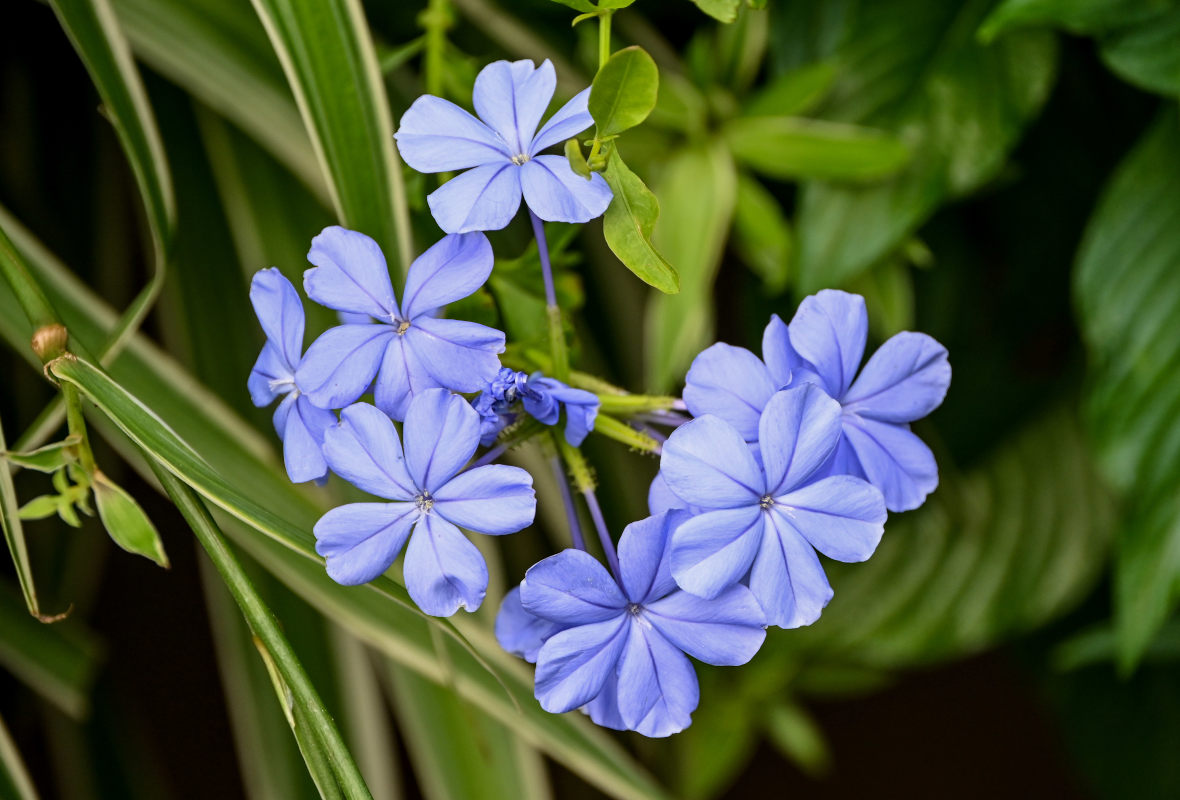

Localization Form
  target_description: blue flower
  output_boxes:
[683,290,950,511]
[519,510,765,737]
[474,368,599,446]
[247,268,336,484]
[395,59,613,233]
[295,227,505,420]
[313,391,536,616]
[660,384,887,629]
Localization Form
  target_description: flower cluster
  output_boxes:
[247,57,951,738]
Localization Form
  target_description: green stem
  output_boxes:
[598,10,612,69]
[595,393,679,414]
[422,0,449,97]
[0,412,41,618]
[152,463,373,800]
[61,384,97,477]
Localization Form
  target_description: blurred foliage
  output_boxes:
[2,0,1180,798]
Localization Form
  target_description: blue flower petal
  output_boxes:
[843,331,950,423]
[775,476,886,562]
[250,267,304,369]
[304,226,399,320]
[249,342,290,407]
[534,616,628,714]
[842,417,938,512]
[758,384,843,495]
[472,59,554,155]
[394,95,510,172]
[433,464,536,535]
[401,233,494,319]
[495,586,563,663]
[660,415,764,509]
[313,501,417,585]
[647,472,691,516]
[763,312,816,389]
[584,667,627,731]
[521,549,627,624]
[322,403,417,500]
[403,513,488,615]
[616,624,697,738]
[618,510,685,605]
[530,88,593,155]
[372,335,430,421]
[406,316,505,394]
[282,395,333,483]
[402,389,481,492]
[669,506,764,599]
[788,290,868,398]
[427,162,523,233]
[643,585,766,666]
[519,155,612,224]
[749,512,833,629]
[297,325,392,410]
[683,342,776,441]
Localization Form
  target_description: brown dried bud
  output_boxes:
[31,323,68,363]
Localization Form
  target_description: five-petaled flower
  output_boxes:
[395,59,613,233]
[474,367,600,446]
[683,290,950,511]
[296,226,506,420]
[314,392,536,616]
[247,268,335,484]
[660,384,887,629]
[517,510,766,737]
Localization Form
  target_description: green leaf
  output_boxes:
[112,0,325,198]
[763,703,831,778]
[1099,6,1180,96]
[1,414,42,616]
[589,46,660,138]
[0,712,37,800]
[3,438,78,474]
[979,0,1172,40]
[249,0,411,275]
[602,151,679,294]
[1074,110,1180,669]
[389,667,548,800]
[724,116,910,182]
[794,0,1057,291]
[644,140,737,392]
[690,0,740,23]
[16,495,63,522]
[49,0,176,259]
[0,210,666,800]
[743,61,837,117]
[565,137,592,179]
[731,172,792,292]
[92,470,169,568]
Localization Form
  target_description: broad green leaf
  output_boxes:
[731,172,792,292]
[1099,6,1180,96]
[1,413,42,616]
[979,0,1173,40]
[389,667,549,800]
[589,46,660,138]
[0,209,667,800]
[763,703,831,778]
[92,471,169,568]
[644,140,737,392]
[249,0,411,274]
[743,61,837,117]
[690,0,740,23]
[724,116,910,182]
[715,4,768,93]
[49,0,175,258]
[0,712,37,800]
[112,0,326,199]
[794,0,1057,291]
[602,151,679,294]
[1075,110,1180,669]
[0,585,101,719]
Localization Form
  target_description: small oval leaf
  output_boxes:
[589,46,659,138]
[602,151,679,294]
[93,472,169,567]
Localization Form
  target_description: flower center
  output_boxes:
[396,319,411,335]
[414,491,434,513]
[626,603,642,617]
[268,376,296,394]
[510,153,530,166]
[759,494,775,510]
